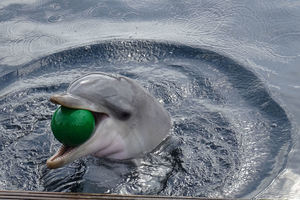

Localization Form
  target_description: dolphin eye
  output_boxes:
[104,101,132,121]
[119,111,131,120]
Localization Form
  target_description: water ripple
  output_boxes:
[0,40,292,198]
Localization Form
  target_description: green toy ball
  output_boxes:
[51,106,95,147]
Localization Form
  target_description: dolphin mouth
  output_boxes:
[47,95,109,169]
[46,145,76,169]
[46,112,108,169]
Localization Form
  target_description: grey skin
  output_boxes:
[47,73,171,169]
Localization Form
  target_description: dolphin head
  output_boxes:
[46,73,171,169]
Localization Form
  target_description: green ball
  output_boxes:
[51,106,95,147]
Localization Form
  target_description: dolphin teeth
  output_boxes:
[46,145,75,168]
[56,145,74,160]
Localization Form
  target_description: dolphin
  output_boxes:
[46,73,171,169]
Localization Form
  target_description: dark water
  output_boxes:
[0,1,300,199]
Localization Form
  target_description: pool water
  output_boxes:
[0,1,300,199]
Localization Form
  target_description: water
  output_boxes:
[0,1,299,199]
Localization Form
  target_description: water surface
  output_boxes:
[0,1,300,199]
